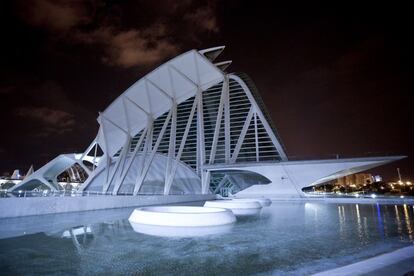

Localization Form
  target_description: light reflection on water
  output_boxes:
[395,204,403,235]
[355,204,363,241]
[404,204,413,242]
[0,202,413,275]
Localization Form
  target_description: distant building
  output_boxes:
[335,173,373,187]
[374,175,382,182]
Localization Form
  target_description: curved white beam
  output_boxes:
[98,49,224,157]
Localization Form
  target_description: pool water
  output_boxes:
[0,201,413,275]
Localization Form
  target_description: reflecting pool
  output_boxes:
[0,201,413,275]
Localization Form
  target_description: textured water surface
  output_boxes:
[0,202,413,275]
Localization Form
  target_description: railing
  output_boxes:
[0,189,187,198]
[0,189,114,198]
[304,191,414,199]
[286,152,405,161]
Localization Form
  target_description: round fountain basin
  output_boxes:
[204,200,262,216]
[128,206,236,227]
[129,222,234,237]
[232,198,272,207]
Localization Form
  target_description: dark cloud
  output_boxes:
[17,0,220,68]
[184,5,219,32]
[73,24,179,68]
[1,80,93,139]
[0,85,16,95]
[18,0,95,31]
[16,107,76,136]
[19,81,73,109]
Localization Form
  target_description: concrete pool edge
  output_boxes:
[313,245,414,276]
[0,194,216,218]
[1,195,413,218]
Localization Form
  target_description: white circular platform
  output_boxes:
[231,198,272,207]
[204,200,262,216]
[129,222,234,237]
[128,206,236,227]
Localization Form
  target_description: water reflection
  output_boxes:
[376,203,384,238]
[53,220,133,254]
[382,206,388,238]
[334,203,414,246]
[338,205,345,240]
[1,202,414,275]
[232,208,262,216]
[355,204,363,240]
[304,202,319,220]
[403,204,413,242]
[62,226,94,251]
[395,205,402,235]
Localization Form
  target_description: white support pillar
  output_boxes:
[164,95,198,194]
[223,75,231,163]
[92,143,98,171]
[118,97,134,177]
[196,88,206,176]
[133,110,172,195]
[254,112,259,162]
[98,115,111,187]
[201,170,211,194]
[209,79,227,164]
[112,128,147,195]
[230,107,254,163]
[102,136,131,193]
[193,49,206,176]
[133,118,153,194]
[100,115,130,193]
[164,101,177,195]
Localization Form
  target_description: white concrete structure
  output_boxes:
[128,206,236,227]
[231,198,272,207]
[204,200,262,216]
[9,46,405,197]
[206,156,404,197]
[129,222,234,237]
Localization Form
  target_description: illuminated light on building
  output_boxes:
[374,175,382,182]
[335,173,374,187]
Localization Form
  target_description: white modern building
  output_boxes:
[9,46,404,197]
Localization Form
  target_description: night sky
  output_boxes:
[0,1,412,181]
